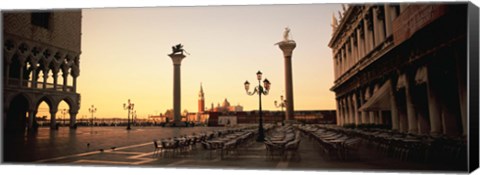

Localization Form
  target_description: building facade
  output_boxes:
[329,4,467,136]
[207,110,336,126]
[3,10,82,132]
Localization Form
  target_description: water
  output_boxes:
[3,126,225,163]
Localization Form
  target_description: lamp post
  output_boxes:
[88,105,97,127]
[274,95,287,125]
[61,109,67,126]
[244,70,271,142]
[123,99,134,130]
[133,110,137,126]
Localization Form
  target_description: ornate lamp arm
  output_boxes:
[246,86,258,96]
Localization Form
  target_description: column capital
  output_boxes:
[276,40,296,57]
[169,54,186,65]
[50,106,59,114]
[69,108,79,115]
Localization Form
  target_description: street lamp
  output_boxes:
[61,109,67,126]
[88,105,97,127]
[123,99,134,130]
[133,110,137,126]
[244,70,271,142]
[274,95,287,125]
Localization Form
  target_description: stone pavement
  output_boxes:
[23,127,464,173]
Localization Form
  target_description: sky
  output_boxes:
[37,3,342,119]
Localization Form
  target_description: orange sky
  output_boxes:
[36,4,342,119]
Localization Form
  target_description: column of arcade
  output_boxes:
[334,5,397,80]
[337,63,466,136]
[3,39,80,93]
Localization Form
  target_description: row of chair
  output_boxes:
[264,126,302,161]
[299,125,362,160]
[201,130,256,159]
[318,125,466,165]
[152,126,258,158]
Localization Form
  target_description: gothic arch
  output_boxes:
[35,95,56,112]
[58,96,79,112]
[5,94,31,133]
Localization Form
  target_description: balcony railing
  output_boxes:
[6,78,74,92]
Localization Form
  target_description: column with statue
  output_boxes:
[169,44,189,127]
[276,27,296,124]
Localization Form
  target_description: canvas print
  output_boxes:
[1,2,478,173]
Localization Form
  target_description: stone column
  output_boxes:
[169,53,186,126]
[31,67,38,88]
[426,67,442,134]
[28,109,37,130]
[365,86,375,124]
[335,99,342,126]
[72,77,77,92]
[42,70,48,89]
[372,6,384,47]
[334,57,338,79]
[4,60,11,85]
[360,89,367,124]
[71,67,79,93]
[338,56,342,76]
[353,93,359,125]
[277,40,296,121]
[69,109,78,129]
[398,104,408,132]
[62,71,68,92]
[455,52,467,136]
[342,49,346,73]
[417,108,430,134]
[364,16,373,54]
[350,37,356,65]
[344,44,349,69]
[53,70,59,90]
[356,28,363,60]
[50,107,58,130]
[341,99,347,125]
[384,4,393,37]
[341,101,346,126]
[378,111,384,124]
[405,73,418,133]
[19,66,24,87]
[349,95,355,124]
[389,79,399,130]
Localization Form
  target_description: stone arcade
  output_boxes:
[329,4,467,136]
[3,11,82,132]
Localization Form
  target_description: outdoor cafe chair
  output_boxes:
[284,138,301,162]
[201,141,216,159]
[264,141,285,161]
[152,140,163,158]
[161,140,179,158]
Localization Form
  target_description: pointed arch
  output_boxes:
[5,94,30,133]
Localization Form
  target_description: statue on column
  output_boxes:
[171,44,190,55]
[283,27,291,41]
[276,27,296,46]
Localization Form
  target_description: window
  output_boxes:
[31,12,51,29]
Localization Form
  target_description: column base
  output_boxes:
[166,122,188,127]
[283,120,299,125]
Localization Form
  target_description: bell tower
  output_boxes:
[198,83,205,113]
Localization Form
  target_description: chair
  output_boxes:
[284,139,301,162]
[152,140,162,158]
[161,140,179,158]
[201,141,215,159]
[264,141,285,160]
[223,139,239,159]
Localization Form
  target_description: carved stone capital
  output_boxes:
[277,40,297,57]
[169,54,186,65]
